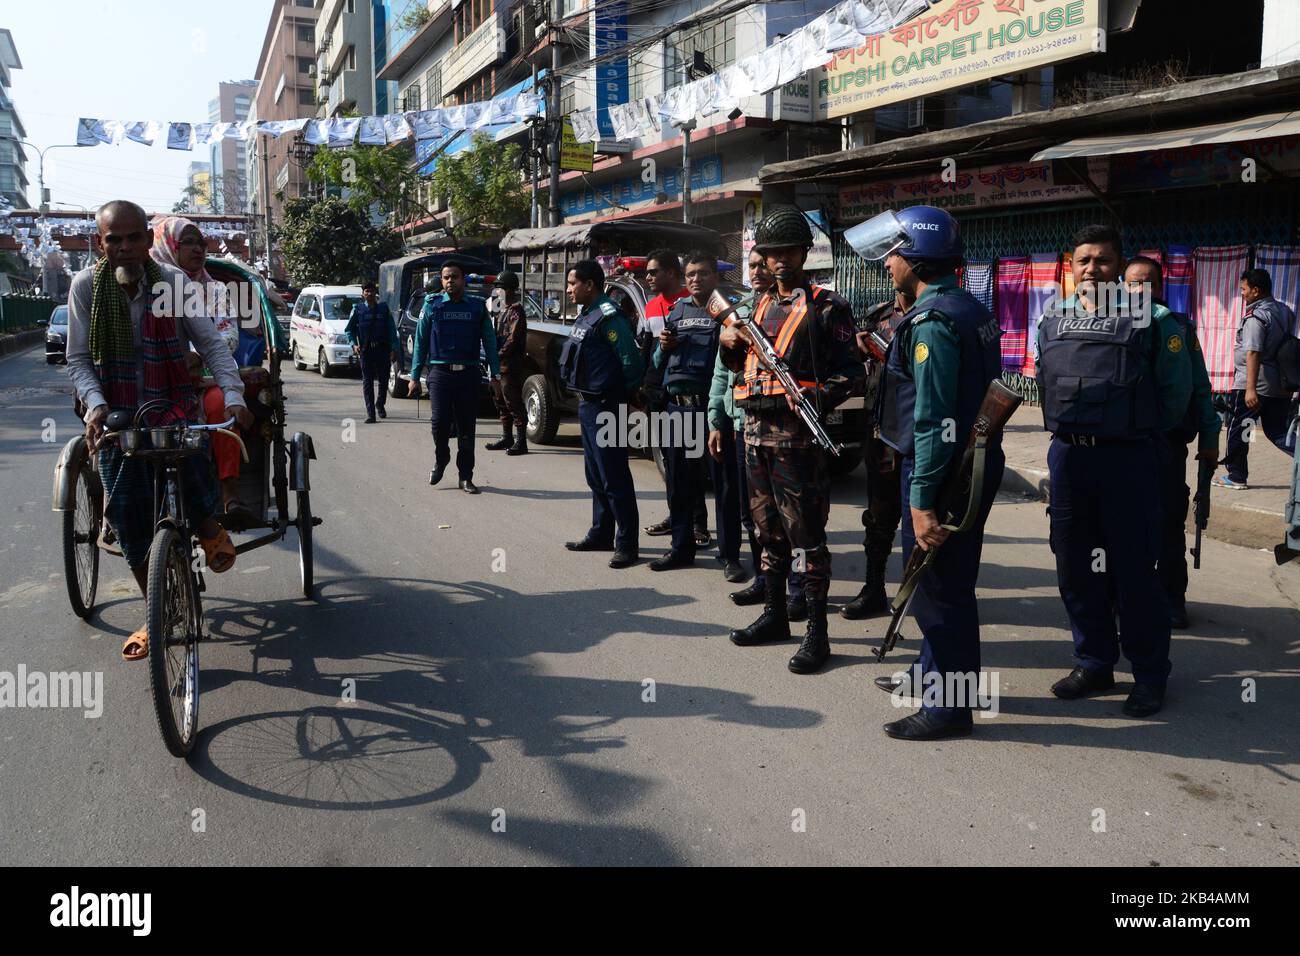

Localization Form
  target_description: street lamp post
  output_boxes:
[52,202,95,266]
[5,139,85,213]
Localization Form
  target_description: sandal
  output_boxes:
[121,627,148,661]
[200,527,237,573]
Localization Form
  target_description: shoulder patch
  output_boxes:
[599,301,618,316]
[914,342,930,365]
[1167,334,1183,354]
[606,328,619,343]
[910,309,934,326]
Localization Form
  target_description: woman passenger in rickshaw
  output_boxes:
[150,215,253,517]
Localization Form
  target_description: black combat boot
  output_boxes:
[729,575,791,646]
[841,563,888,620]
[506,422,529,456]
[485,421,512,451]
[788,600,831,674]
[786,589,808,622]
[729,574,767,606]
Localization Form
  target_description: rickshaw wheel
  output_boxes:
[62,460,100,619]
[297,488,314,598]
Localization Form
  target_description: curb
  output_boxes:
[0,330,45,357]
[998,460,1287,552]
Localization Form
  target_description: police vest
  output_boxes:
[877,287,1002,457]
[733,285,829,403]
[426,294,485,364]
[1038,306,1160,438]
[662,300,719,391]
[559,297,627,399]
[355,303,391,350]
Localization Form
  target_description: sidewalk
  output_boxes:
[998,405,1295,551]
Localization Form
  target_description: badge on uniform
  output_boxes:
[914,342,930,364]
[1167,334,1183,353]
[607,329,619,343]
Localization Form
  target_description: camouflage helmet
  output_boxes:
[752,206,814,253]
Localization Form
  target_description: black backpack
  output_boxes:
[1276,332,1300,394]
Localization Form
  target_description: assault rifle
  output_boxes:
[1190,456,1214,569]
[706,288,842,456]
[875,378,1023,661]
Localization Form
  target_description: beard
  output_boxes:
[114,263,143,286]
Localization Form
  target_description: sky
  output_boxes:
[5,0,274,214]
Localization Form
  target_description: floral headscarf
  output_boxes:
[149,215,238,354]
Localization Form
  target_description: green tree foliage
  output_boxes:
[276,196,404,286]
[306,139,417,218]
[428,132,530,243]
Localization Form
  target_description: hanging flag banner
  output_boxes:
[815,0,1104,120]
[166,122,194,150]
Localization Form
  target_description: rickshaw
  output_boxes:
[52,257,320,757]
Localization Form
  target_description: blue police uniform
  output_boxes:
[559,295,644,553]
[878,274,1003,723]
[345,300,400,420]
[1037,296,1192,694]
[411,292,498,483]
[654,297,722,558]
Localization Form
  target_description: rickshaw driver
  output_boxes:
[66,200,253,661]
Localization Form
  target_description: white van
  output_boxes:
[289,284,365,377]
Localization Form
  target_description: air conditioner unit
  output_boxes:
[308,64,316,76]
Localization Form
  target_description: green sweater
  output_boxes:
[707,348,744,432]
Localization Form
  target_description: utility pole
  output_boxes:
[261,140,273,277]
[531,62,540,228]
[548,0,561,228]
[680,119,696,224]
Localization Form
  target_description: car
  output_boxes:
[45,305,69,364]
[288,284,365,377]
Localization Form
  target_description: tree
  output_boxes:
[276,196,404,286]
[307,139,418,219]
[428,132,530,243]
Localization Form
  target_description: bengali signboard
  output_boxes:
[561,118,594,172]
[815,0,1103,121]
[561,156,724,218]
[838,157,1109,221]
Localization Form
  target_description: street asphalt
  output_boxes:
[1,343,1296,866]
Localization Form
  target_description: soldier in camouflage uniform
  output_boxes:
[721,208,863,674]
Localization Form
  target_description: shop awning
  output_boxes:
[1032,110,1300,161]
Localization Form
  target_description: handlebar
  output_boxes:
[96,416,249,463]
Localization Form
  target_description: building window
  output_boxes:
[347,45,356,71]
[346,0,354,11]
[559,79,576,117]
[424,65,442,108]
[404,84,422,111]
[298,56,313,75]
[296,23,314,44]
[295,0,313,7]
[667,15,736,89]
[298,87,316,106]
[455,0,490,43]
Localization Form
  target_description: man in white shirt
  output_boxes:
[65,200,250,660]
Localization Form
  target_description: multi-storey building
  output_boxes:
[0,28,29,210]
[207,80,256,213]
[314,0,376,119]
[251,0,323,276]
[187,161,214,213]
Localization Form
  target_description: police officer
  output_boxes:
[409,261,499,494]
[561,259,645,569]
[652,250,738,575]
[722,207,862,674]
[485,270,529,456]
[848,205,1004,740]
[842,290,912,620]
[1038,225,1192,718]
[345,280,400,424]
[1123,256,1220,629]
